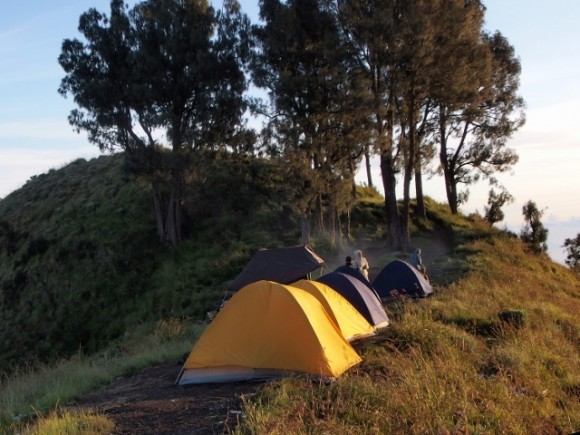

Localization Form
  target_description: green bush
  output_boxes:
[497,309,527,328]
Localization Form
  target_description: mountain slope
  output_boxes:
[0,155,159,369]
[1,157,578,433]
[0,152,344,372]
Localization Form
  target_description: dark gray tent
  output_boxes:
[317,272,389,329]
[372,260,433,299]
[333,266,378,296]
[229,245,324,291]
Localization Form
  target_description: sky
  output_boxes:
[1,0,579,265]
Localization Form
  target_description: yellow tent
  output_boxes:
[177,280,361,385]
[291,279,376,341]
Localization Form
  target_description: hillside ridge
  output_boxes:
[2,154,579,434]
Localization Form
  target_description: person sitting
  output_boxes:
[345,256,354,268]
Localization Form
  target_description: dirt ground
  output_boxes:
[74,362,262,434]
[327,227,454,283]
[73,232,453,434]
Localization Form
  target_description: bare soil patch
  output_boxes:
[72,362,261,434]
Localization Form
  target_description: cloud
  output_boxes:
[545,217,580,266]
[0,144,102,198]
[546,215,580,227]
[0,119,80,141]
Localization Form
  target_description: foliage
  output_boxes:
[355,184,383,204]
[55,0,526,251]
[58,0,251,245]
[563,233,580,272]
[520,200,549,254]
[436,28,524,215]
[183,152,300,247]
[336,0,405,249]
[251,0,369,244]
[331,0,525,248]
[484,187,514,225]
[0,155,158,371]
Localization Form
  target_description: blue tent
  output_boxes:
[372,260,433,299]
[317,272,389,329]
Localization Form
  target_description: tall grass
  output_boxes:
[235,233,580,434]
[0,319,204,433]
[21,409,114,435]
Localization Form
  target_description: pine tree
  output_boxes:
[435,29,525,214]
[252,0,370,244]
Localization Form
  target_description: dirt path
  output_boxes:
[73,362,261,434]
[324,227,454,283]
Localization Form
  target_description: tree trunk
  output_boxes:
[301,215,311,245]
[316,194,325,235]
[335,207,344,250]
[445,172,459,215]
[401,145,412,251]
[330,203,337,248]
[365,151,373,187]
[345,209,352,241]
[151,179,183,247]
[401,150,412,252]
[439,110,459,214]
[152,191,165,244]
[400,100,418,252]
[164,184,182,246]
[414,169,426,219]
[380,152,402,250]
[377,82,403,250]
[415,101,432,221]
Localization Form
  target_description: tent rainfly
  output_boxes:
[228,244,324,292]
[372,260,433,299]
[317,272,389,329]
[333,265,380,297]
[291,279,376,341]
[177,280,361,385]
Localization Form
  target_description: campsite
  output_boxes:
[1,159,578,433]
[59,233,455,434]
[1,0,579,431]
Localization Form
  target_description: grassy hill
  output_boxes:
[0,155,158,369]
[0,152,309,372]
[1,154,579,433]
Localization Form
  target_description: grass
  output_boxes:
[234,233,580,434]
[0,319,204,433]
[21,409,114,435]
